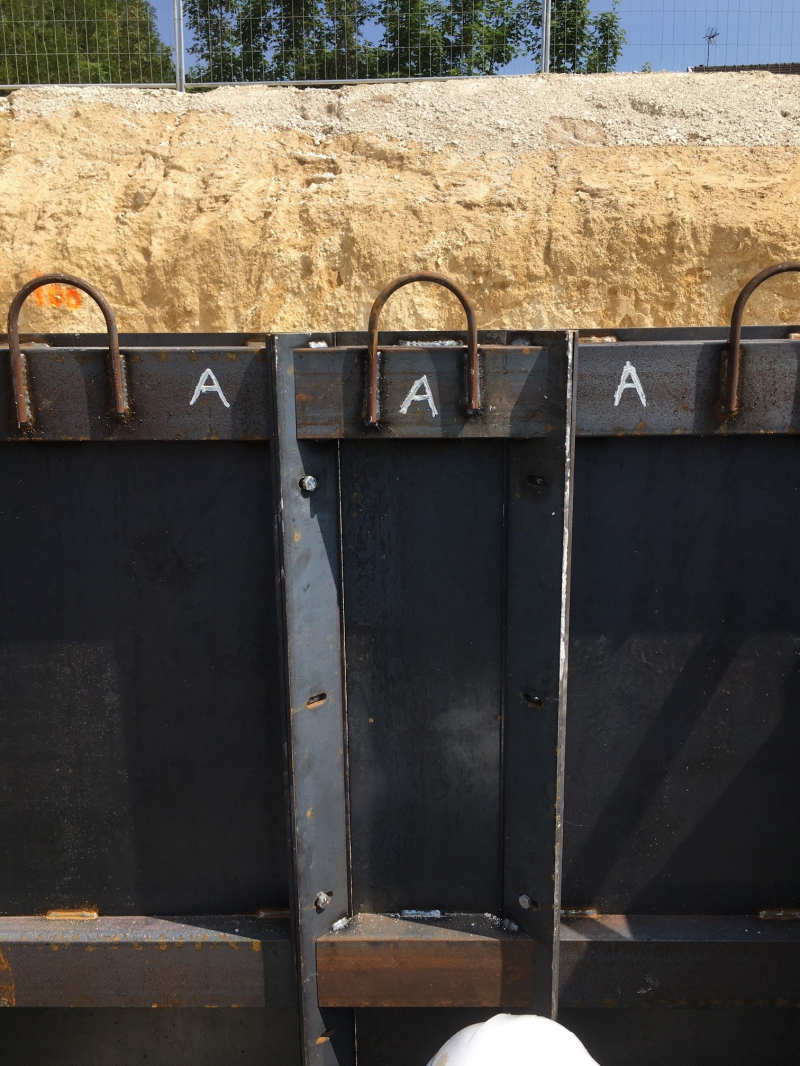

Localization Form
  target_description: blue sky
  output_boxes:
[149,1,800,80]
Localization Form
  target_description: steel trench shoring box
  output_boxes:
[559,264,800,1061]
[271,275,577,1066]
[0,277,295,1023]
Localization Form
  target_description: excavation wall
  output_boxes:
[2,72,800,333]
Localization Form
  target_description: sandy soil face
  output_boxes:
[2,74,799,334]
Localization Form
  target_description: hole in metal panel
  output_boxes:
[307,692,327,709]
[520,692,543,709]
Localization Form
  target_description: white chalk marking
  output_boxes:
[399,374,438,417]
[613,361,647,407]
[190,368,230,408]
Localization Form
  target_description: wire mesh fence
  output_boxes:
[0,0,176,86]
[0,0,798,88]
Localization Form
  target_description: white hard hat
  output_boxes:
[425,1014,599,1066]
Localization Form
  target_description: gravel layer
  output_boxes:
[4,71,800,152]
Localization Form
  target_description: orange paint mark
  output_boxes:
[31,275,83,312]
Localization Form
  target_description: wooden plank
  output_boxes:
[294,346,549,439]
[316,914,535,1009]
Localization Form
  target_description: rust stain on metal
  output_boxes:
[0,948,15,1007]
[364,272,481,426]
[46,909,98,921]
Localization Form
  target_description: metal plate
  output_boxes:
[0,916,292,1008]
[0,441,287,916]
[560,915,800,1008]
[565,435,800,916]
[576,339,800,436]
[0,345,268,440]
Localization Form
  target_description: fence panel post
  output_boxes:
[172,0,186,91]
[541,0,552,73]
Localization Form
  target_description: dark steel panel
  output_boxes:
[294,344,549,438]
[0,442,287,915]
[575,340,800,436]
[270,336,354,1066]
[565,435,800,914]
[0,916,292,1007]
[561,1009,800,1066]
[0,1008,301,1066]
[0,346,268,440]
[317,914,535,1008]
[503,333,576,1018]
[559,915,800,1008]
[341,439,504,915]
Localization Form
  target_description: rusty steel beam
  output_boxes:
[559,915,800,1009]
[316,913,536,1009]
[0,341,269,441]
[0,916,293,1008]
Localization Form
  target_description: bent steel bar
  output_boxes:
[365,272,480,426]
[719,260,800,419]
[7,274,130,426]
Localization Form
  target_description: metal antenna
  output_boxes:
[704,26,719,69]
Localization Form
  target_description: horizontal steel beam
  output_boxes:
[5,329,800,440]
[0,913,797,1009]
[316,914,536,1009]
[0,344,269,441]
[0,916,292,1007]
[575,339,800,436]
[559,914,800,1008]
[293,344,551,439]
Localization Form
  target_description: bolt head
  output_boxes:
[315,891,331,911]
[299,475,318,492]
[518,893,533,910]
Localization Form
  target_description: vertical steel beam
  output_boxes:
[502,333,576,1017]
[270,336,355,1066]
[541,0,552,73]
[172,0,186,91]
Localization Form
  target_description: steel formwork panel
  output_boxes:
[0,308,798,1066]
[273,328,576,1064]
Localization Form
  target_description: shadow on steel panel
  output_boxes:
[0,307,299,1064]
[559,312,800,1066]
[272,312,576,1066]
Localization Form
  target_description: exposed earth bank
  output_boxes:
[2,73,800,334]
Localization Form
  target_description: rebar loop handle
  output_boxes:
[365,272,480,427]
[719,260,800,419]
[7,273,131,427]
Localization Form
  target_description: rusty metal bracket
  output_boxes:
[7,274,131,427]
[364,272,480,426]
[718,260,800,419]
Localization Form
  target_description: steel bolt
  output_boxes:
[315,891,331,911]
[299,475,318,492]
[518,893,533,910]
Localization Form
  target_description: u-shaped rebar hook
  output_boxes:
[365,272,480,427]
[7,273,131,427]
[719,260,800,419]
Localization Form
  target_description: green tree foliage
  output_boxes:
[550,0,625,73]
[0,0,174,84]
